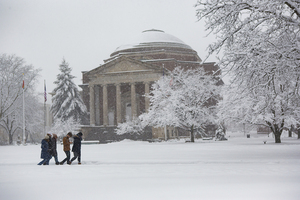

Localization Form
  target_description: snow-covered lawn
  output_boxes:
[1,133,299,200]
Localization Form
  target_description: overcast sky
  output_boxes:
[0,0,218,101]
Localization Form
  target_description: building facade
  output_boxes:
[80,29,220,141]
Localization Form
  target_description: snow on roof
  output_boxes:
[113,29,193,53]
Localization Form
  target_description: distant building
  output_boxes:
[80,29,222,141]
[257,125,272,134]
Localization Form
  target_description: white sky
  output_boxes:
[0,0,217,100]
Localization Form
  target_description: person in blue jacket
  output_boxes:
[70,132,83,165]
[37,135,52,165]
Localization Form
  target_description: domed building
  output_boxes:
[80,29,221,141]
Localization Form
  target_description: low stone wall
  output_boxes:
[80,125,152,143]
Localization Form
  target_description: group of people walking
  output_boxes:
[37,132,83,165]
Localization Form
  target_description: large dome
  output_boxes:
[111,29,193,57]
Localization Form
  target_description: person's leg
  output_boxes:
[45,156,52,165]
[78,152,81,164]
[70,152,78,163]
[45,158,50,165]
[38,159,46,165]
[54,155,59,164]
[60,151,69,164]
[66,151,71,164]
[60,158,66,164]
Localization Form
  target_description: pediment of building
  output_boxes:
[85,56,163,85]
[89,56,161,76]
[103,60,151,74]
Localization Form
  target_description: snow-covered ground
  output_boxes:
[1,132,299,200]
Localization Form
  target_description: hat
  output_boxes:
[47,133,52,138]
[77,132,83,137]
[44,135,49,140]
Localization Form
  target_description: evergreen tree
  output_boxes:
[51,59,87,124]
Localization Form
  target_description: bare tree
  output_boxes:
[0,54,41,144]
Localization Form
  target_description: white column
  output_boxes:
[95,85,100,125]
[89,85,95,126]
[144,82,150,113]
[116,83,121,124]
[102,84,108,126]
[130,82,137,119]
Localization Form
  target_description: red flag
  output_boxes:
[22,80,24,89]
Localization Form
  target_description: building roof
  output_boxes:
[111,29,193,57]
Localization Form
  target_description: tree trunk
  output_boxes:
[190,125,194,142]
[273,125,282,143]
[9,134,13,145]
[288,129,292,137]
[298,128,300,139]
[274,132,281,143]
[267,122,282,143]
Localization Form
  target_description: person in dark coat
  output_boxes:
[50,134,59,165]
[70,132,83,165]
[37,135,52,165]
[41,133,53,165]
[60,132,73,165]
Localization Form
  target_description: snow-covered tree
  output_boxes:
[1,92,44,144]
[116,117,144,136]
[50,117,80,136]
[24,94,44,143]
[218,77,300,143]
[196,0,300,143]
[0,54,41,144]
[51,59,87,126]
[139,67,221,142]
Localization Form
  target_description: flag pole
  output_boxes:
[44,80,46,135]
[22,73,25,144]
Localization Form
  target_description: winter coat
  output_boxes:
[72,135,82,154]
[63,136,71,151]
[47,136,53,153]
[50,137,57,156]
[40,139,51,159]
